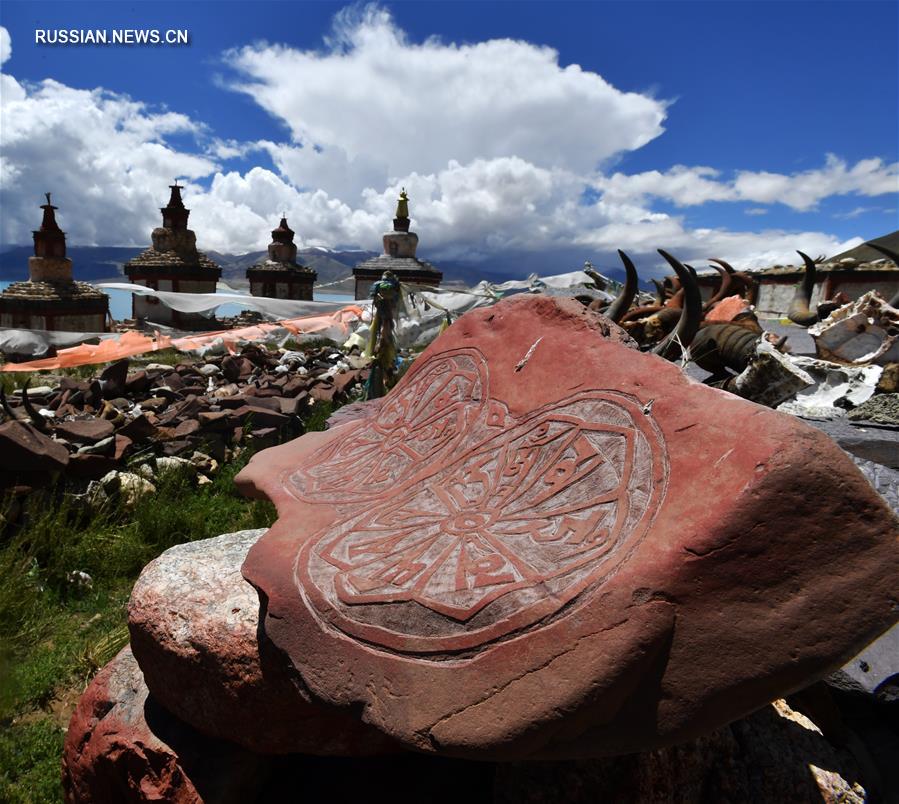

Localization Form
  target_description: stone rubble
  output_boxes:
[0,343,369,505]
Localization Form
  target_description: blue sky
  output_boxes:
[1,1,896,276]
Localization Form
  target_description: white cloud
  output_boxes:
[596,166,735,207]
[225,4,668,200]
[592,155,898,211]
[0,26,11,67]
[0,13,891,277]
[0,66,219,246]
[733,154,899,211]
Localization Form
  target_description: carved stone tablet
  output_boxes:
[238,294,898,760]
[296,378,668,654]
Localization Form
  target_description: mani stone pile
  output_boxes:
[0,344,367,501]
[63,295,899,802]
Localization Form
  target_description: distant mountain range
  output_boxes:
[0,244,625,289]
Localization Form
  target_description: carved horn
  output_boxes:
[604,249,639,323]
[787,251,819,326]
[867,242,899,307]
[653,250,702,360]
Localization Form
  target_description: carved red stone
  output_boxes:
[238,294,898,760]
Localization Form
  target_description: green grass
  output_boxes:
[0,719,65,803]
[0,368,347,801]
[0,453,278,802]
[131,347,183,367]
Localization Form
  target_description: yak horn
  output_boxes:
[0,385,15,421]
[787,251,819,326]
[651,278,666,306]
[703,263,733,311]
[653,250,702,360]
[709,258,736,274]
[621,304,663,323]
[605,249,639,323]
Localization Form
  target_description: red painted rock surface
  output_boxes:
[238,294,899,760]
[62,646,268,803]
[128,528,396,755]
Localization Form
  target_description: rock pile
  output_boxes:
[63,296,899,800]
[0,343,368,501]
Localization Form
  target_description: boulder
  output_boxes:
[128,529,397,755]
[0,420,69,473]
[238,294,899,760]
[62,646,269,803]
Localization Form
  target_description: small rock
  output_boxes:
[67,453,119,480]
[55,419,115,444]
[189,452,218,475]
[99,359,129,399]
[117,414,158,442]
[0,421,69,473]
[13,385,54,397]
[173,419,201,439]
[101,470,155,507]
[139,397,169,413]
[76,436,115,456]
[155,456,195,477]
[847,394,899,426]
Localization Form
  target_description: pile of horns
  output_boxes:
[582,249,784,385]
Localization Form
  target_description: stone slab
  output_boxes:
[55,418,115,444]
[128,529,397,755]
[238,294,899,760]
[0,421,69,473]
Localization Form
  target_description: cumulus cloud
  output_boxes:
[0,65,219,246]
[225,4,668,199]
[0,26,11,66]
[0,13,890,272]
[596,155,898,211]
[733,155,898,211]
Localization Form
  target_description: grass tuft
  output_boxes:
[0,450,277,801]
